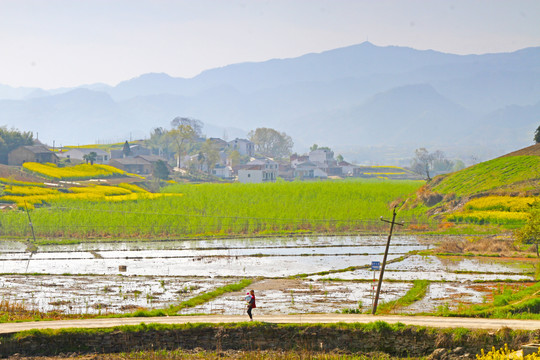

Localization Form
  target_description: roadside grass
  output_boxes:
[375,280,430,315]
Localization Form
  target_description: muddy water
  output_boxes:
[0,236,534,315]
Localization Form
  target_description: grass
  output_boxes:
[442,281,540,319]
[375,280,430,314]
[0,178,426,239]
[430,155,540,197]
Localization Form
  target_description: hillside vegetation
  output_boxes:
[409,147,540,228]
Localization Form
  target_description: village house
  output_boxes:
[294,161,328,179]
[208,138,229,151]
[238,159,278,183]
[110,143,151,159]
[58,148,110,164]
[8,145,59,166]
[308,149,342,176]
[228,138,255,157]
[338,161,358,176]
[109,157,152,174]
[278,163,294,181]
[211,164,233,179]
[290,154,309,168]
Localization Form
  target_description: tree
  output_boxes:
[168,124,196,168]
[201,139,220,174]
[0,126,34,164]
[146,127,172,157]
[535,124,540,144]
[411,148,455,180]
[411,148,434,180]
[431,150,454,173]
[248,127,293,159]
[310,144,331,152]
[170,117,203,137]
[167,117,204,168]
[152,160,170,180]
[122,141,131,158]
[228,150,241,167]
[82,152,97,165]
[336,154,344,163]
[452,159,466,172]
[517,201,540,257]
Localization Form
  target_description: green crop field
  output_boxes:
[0,179,425,240]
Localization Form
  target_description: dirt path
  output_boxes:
[1,314,539,334]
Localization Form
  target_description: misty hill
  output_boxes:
[1,42,539,162]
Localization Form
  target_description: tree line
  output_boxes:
[145,117,294,170]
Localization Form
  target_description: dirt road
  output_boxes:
[1,314,539,334]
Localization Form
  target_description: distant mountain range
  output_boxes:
[1,42,539,164]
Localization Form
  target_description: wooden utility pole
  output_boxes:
[372,207,403,314]
[24,202,37,273]
[24,202,36,243]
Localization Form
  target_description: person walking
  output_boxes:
[246,289,256,321]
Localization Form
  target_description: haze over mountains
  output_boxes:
[1,42,539,164]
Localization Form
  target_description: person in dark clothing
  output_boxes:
[246,289,256,320]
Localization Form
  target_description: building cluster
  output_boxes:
[6,138,418,183]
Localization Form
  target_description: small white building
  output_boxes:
[238,159,278,183]
[338,161,358,176]
[59,148,110,164]
[228,138,255,157]
[309,149,334,165]
[294,161,328,179]
[212,165,233,179]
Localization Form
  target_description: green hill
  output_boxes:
[430,155,540,197]
[408,145,540,228]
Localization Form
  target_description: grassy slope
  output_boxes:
[430,155,540,197]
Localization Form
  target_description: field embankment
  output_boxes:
[0,322,538,359]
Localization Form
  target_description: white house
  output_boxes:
[58,148,110,164]
[338,161,358,176]
[212,165,233,179]
[238,159,278,183]
[294,161,328,179]
[228,138,255,157]
[309,149,334,165]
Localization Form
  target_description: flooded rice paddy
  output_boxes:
[0,236,535,315]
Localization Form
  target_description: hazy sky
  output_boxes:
[1,0,539,89]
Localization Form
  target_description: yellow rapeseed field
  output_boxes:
[447,196,536,225]
[23,162,126,180]
[0,183,180,209]
[464,196,536,212]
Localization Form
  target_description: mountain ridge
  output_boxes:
[1,42,539,162]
